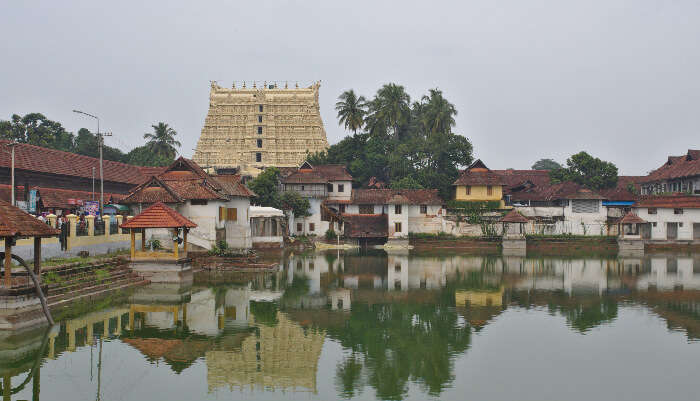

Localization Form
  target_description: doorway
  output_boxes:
[667,223,678,240]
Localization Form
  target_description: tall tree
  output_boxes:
[550,151,618,190]
[418,89,457,136]
[532,158,562,170]
[365,84,411,139]
[0,113,75,151]
[144,122,181,160]
[335,89,367,134]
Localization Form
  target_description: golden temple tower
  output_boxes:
[193,81,329,176]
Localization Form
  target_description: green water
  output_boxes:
[2,250,700,401]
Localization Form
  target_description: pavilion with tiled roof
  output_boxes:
[121,202,197,261]
[618,211,647,238]
[1,199,59,288]
[499,209,529,236]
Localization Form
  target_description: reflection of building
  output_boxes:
[206,312,325,393]
[455,288,504,307]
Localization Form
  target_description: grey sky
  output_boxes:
[1,0,698,175]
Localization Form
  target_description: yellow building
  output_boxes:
[452,159,506,207]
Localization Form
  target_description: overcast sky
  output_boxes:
[1,0,698,175]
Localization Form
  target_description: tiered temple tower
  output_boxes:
[193,81,329,176]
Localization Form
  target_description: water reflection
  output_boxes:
[2,251,699,400]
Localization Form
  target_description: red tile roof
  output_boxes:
[282,164,353,184]
[121,157,253,204]
[351,189,443,205]
[634,194,700,209]
[499,209,529,223]
[120,202,197,229]
[597,176,644,202]
[453,160,506,186]
[0,185,125,209]
[342,214,388,238]
[619,211,647,224]
[641,149,700,183]
[0,140,147,185]
[0,199,60,237]
[211,174,256,198]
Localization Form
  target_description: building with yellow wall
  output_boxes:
[452,159,506,207]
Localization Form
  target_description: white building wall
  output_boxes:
[635,206,700,240]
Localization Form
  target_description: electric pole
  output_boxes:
[73,110,111,215]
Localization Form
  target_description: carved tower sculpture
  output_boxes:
[194,81,329,175]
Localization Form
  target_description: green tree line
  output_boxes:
[0,113,180,166]
[309,84,474,199]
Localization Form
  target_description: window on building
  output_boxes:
[256,153,262,162]
[296,260,302,270]
[338,184,344,192]
[309,223,315,232]
[674,208,684,215]
[395,204,402,214]
[487,185,493,196]
[395,263,401,272]
[465,186,471,195]
[257,126,263,134]
[420,205,427,214]
[301,185,305,191]
[339,204,346,213]
[297,222,302,232]
[257,139,262,148]
[191,199,208,205]
[652,222,657,227]
[648,208,657,214]
[395,222,402,232]
[327,183,333,192]
[259,105,263,112]
[258,115,263,123]
[219,207,237,221]
[309,262,314,271]
[571,199,599,213]
[359,204,374,214]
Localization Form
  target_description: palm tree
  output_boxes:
[420,89,457,135]
[144,122,181,160]
[335,90,367,134]
[365,83,411,139]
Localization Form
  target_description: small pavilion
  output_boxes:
[499,209,529,236]
[0,199,59,290]
[120,202,197,261]
[618,211,647,239]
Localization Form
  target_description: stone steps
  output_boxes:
[47,269,134,296]
[48,278,149,309]
[47,275,147,306]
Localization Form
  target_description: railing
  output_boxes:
[283,188,328,198]
[76,221,89,236]
[94,220,105,236]
[110,220,119,234]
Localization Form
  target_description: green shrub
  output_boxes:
[148,239,162,251]
[94,269,109,284]
[325,229,337,240]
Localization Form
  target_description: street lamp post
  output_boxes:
[73,110,111,215]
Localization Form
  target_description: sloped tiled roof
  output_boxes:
[342,214,388,238]
[0,199,60,237]
[453,159,506,186]
[351,189,443,205]
[282,164,353,184]
[499,209,529,223]
[619,211,646,224]
[597,176,644,202]
[121,157,254,204]
[120,202,197,229]
[0,140,146,184]
[212,174,256,197]
[634,194,700,209]
[641,149,700,183]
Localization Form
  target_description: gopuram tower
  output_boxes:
[193,81,329,176]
